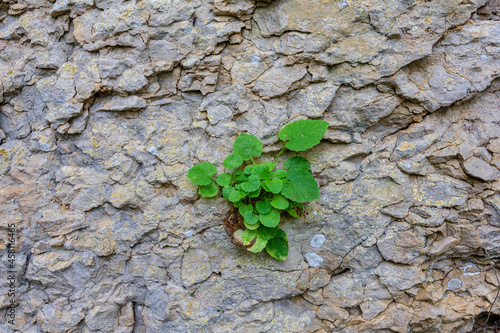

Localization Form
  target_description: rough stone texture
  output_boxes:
[0,0,500,332]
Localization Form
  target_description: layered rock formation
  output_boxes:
[0,0,499,331]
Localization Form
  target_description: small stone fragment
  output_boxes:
[463,156,499,181]
[304,253,324,268]
[100,96,147,112]
[447,278,462,290]
[310,234,326,248]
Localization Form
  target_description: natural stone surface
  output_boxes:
[1,0,500,332]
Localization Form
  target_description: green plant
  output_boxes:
[188,119,329,261]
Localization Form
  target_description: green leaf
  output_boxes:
[217,173,232,187]
[263,161,276,170]
[223,154,243,169]
[198,181,218,197]
[241,175,260,192]
[271,194,289,210]
[229,190,242,202]
[233,133,263,160]
[248,188,261,198]
[278,119,329,152]
[284,156,311,170]
[252,164,275,180]
[275,170,287,179]
[237,174,249,182]
[244,165,254,175]
[255,199,272,214]
[287,207,299,217]
[188,162,217,186]
[282,168,319,203]
[266,229,288,261]
[232,229,244,244]
[241,229,258,245]
[290,201,303,210]
[258,225,278,241]
[248,235,268,253]
[259,208,281,228]
[244,211,259,225]
[244,220,260,230]
[222,186,235,200]
[263,178,283,194]
[238,204,253,216]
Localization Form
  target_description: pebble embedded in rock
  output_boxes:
[148,146,158,155]
[447,278,462,290]
[304,253,324,268]
[310,234,325,248]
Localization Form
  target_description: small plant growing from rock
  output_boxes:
[188,120,328,260]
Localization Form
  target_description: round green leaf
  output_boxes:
[237,174,249,182]
[248,188,261,198]
[244,165,254,175]
[264,178,283,194]
[238,204,253,216]
[188,162,217,186]
[198,181,218,197]
[263,161,276,170]
[284,156,311,170]
[281,168,319,203]
[233,133,263,160]
[248,235,268,253]
[244,211,259,225]
[259,208,281,228]
[241,175,260,192]
[278,119,329,151]
[271,194,289,210]
[228,190,242,202]
[275,170,287,179]
[222,186,235,199]
[223,154,243,169]
[265,229,288,261]
[258,225,278,241]
[255,199,272,214]
[244,220,260,230]
[232,229,244,244]
[217,173,232,187]
[252,164,274,180]
[242,229,258,245]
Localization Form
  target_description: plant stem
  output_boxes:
[250,156,255,165]
[273,147,287,169]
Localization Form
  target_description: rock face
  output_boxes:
[0,0,499,332]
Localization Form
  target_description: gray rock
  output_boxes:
[2,0,500,331]
[429,66,471,107]
[45,102,83,127]
[463,156,499,181]
[39,209,88,237]
[100,96,147,112]
[117,69,149,93]
[252,64,307,99]
[375,262,425,292]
